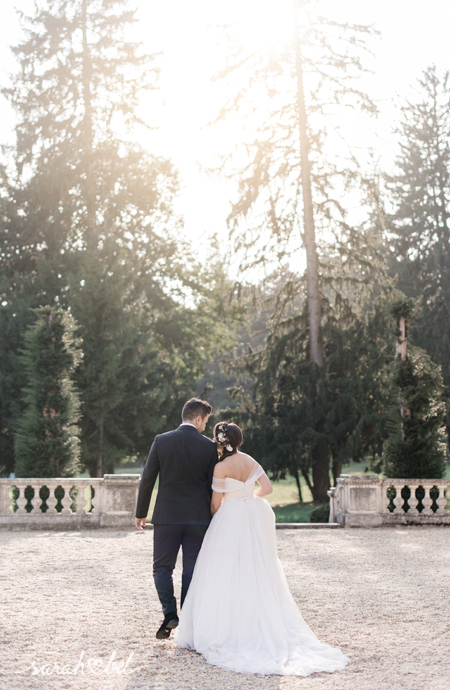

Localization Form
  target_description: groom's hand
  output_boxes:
[135,517,146,531]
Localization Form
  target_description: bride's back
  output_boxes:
[219,451,256,483]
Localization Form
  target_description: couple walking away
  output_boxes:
[135,398,349,676]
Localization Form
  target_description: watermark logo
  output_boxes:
[18,650,143,676]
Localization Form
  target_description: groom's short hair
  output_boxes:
[182,398,212,421]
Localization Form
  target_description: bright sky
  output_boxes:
[0,0,449,259]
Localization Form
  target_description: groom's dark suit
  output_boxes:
[135,424,218,618]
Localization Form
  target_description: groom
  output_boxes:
[135,398,218,640]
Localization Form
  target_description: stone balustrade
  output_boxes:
[328,474,450,527]
[0,475,140,530]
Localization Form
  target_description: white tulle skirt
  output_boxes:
[176,496,350,676]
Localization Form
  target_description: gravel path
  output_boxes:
[1,526,449,690]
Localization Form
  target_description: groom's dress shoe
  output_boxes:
[156,616,179,640]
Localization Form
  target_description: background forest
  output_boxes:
[0,0,449,514]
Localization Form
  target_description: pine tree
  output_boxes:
[212,0,378,500]
[14,307,82,478]
[385,66,450,443]
[383,299,447,478]
[1,0,232,475]
[225,267,393,500]
[2,0,177,475]
[0,164,42,476]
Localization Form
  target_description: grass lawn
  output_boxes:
[266,460,374,522]
[272,502,317,523]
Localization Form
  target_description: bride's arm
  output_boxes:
[255,472,273,497]
[211,490,224,515]
[211,462,226,515]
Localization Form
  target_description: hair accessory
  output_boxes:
[216,423,233,452]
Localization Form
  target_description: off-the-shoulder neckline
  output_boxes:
[221,461,260,484]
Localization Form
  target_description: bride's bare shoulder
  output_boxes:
[236,451,255,462]
[214,456,235,477]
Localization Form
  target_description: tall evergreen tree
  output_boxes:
[383,299,447,478]
[1,0,232,475]
[385,66,450,442]
[224,261,393,500]
[14,307,81,478]
[213,0,378,499]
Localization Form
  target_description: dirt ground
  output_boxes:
[0,526,449,690]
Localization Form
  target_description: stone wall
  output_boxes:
[329,474,450,527]
[0,475,140,530]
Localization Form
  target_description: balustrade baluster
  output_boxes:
[76,484,88,514]
[7,486,16,513]
[407,484,419,514]
[16,485,28,514]
[60,483,73,514]
[421,485,434,515]
[46,484,58,513]
[393,484,405,513]
[436,484,448,515]
[30,483,42,513]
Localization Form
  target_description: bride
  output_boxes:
[176,422,349,676]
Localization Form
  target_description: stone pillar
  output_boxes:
[0,482,8,514]
[327,487,337,523]
[100,475,141,528]
[336,475,383,527]
[436,482,449,515]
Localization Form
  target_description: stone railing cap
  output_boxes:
[338,474,381,483]
[0,477,103,482]
[103,474,140,480]
[381,478,449,483]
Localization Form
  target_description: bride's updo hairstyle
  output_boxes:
[214,422,243,461]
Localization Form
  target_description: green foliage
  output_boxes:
[0,0,183,475]
[0,298,32,477]
[211,6,381,500]
[0,164,39,475]
[0,0,237,476]
[273,503,316,524]
[14,307,82,478]
[309,503,330,523]
[385,66,450,439]
[72,254,235,474]
[223,268,394,495]
[383,347,447,479]
[2,2,449,488]
[389,297,420,324]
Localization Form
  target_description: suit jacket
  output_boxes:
[135,425,219,524]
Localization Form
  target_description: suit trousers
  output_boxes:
[153,523,208,618]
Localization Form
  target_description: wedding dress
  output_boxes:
[176,461,349,676]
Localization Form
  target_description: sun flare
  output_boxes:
[232,0,295,49]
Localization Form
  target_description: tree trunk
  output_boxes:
[292,465,303,503]
[312,426,329,502]
[397,315,411,440]
[396,316,407,362]
[332,458,343,486]
[96,420,104,478]
[300,467,314,497]
[293,3,323,369]
[293,1,329,502]
[81,0,95,243]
